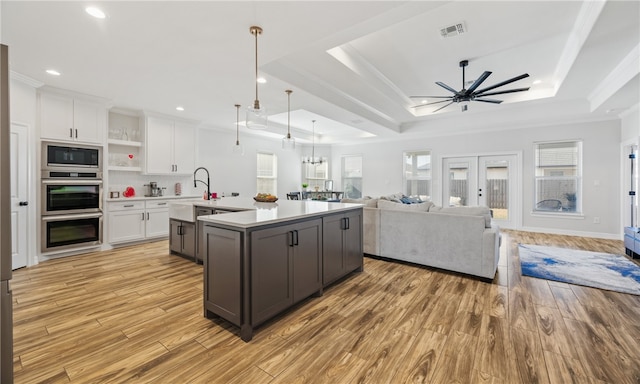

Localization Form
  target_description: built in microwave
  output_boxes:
[42,141,102,171]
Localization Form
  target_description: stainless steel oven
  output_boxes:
[40,148,104,252]
[41,213,103,252]
[41,179,103,215]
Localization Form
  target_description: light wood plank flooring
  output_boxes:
[11,230,640,383]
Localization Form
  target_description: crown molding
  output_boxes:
[10,71,44,88]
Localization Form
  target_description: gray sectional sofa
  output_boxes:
[342,196,501,280]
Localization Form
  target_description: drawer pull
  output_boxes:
[124,204,134,207]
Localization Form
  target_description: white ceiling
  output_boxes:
[2,1,638,144]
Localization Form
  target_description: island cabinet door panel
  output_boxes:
[181,221,196,258]
[203,226,241,325]
[292,219,322,303]
[322,214,345,285]
[344,210,364,272]
[250,226,293,325]
[169,219,183,254]
[322,209,364,286]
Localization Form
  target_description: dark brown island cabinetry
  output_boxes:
[322,210,363,286]
[201,207,363,342]
[169,219,196,259]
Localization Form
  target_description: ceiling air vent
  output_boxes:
[440,22,466,38]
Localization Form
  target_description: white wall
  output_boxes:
[331,119,621,238]
[197,129,304,199]
[620,104,640,141]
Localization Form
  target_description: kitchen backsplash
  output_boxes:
[108,172,196,199]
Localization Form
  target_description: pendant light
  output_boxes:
[232,104,244,155]
[302,120,323,165]
[282,89,295,150]
[246,26,268,130]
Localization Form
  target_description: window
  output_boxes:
[342,155,362,198]
[403,151,431,200]
[534,141,581,213]
[257,152,277,195]
[303,161,328,191]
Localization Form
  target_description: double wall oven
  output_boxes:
[41,141,103,252]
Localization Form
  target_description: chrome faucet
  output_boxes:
[193,167,211,200]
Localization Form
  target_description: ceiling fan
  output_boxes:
[410,60,530,113]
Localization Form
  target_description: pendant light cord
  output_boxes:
[235,104,240,144]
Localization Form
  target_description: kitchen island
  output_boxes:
[184,198,363,342]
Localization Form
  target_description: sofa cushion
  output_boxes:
[430,206,492,228]
[341,197,378,208]
[377,199,432,212]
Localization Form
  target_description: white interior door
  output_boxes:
[443,154,518,229]
[10,123,28,269]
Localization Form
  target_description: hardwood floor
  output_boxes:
[11,230,640,383]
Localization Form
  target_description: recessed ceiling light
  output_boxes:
[85,7,106,19]
[257,77,266,84]
[176,106,185,111]
[532,79,542,85]
[46,69,61,76]
[421,99,428,104]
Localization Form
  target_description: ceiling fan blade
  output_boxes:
[410,99,453,108]
[474,73,530,95]
[432,101,455,113]
[466,71,492,93]
[435,81,459,94]
[474,87,530,97]
[474,98,503,104]
[409,95,454,99]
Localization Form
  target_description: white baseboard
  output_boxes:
[519,226,623,241]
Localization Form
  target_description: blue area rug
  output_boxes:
[518,244,640,295]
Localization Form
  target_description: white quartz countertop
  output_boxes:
[107,195,201,202]
[171,197,362,229]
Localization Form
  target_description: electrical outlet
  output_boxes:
[593,217,600,224]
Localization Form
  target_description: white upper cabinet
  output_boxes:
[144,115,196,175]
[39,91,106,144]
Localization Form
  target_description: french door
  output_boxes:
[442,154,519,229]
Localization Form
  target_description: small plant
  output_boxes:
[564,193,576,202]
[302,183,308,189]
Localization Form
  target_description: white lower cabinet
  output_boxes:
[145,200,170,238]
[108,199,170,244]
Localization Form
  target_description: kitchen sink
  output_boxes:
[169,201,198,222]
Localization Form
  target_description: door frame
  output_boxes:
[440,151,522,229]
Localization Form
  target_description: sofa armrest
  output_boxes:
[363,207,380,255]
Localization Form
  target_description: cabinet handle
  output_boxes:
[288,231,294,247]
[157,202,167,206]
[141,212,145,221]
[294,230,299,246]
[146,212,150,220]
[69,128,73,138]
[124,204,134,207]
[346,217,350,230]
[178,225,183,236]
[75,129,78,139]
